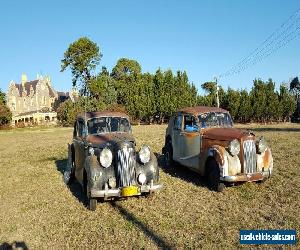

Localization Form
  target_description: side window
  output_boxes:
[183,115,198,132]
[174,115,182,130]
[78,120,85,137]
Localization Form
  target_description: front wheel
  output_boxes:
[207,159,225,192]
[83,171,97,211]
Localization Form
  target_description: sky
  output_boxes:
[0,0,299,94]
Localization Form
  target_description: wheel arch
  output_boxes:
[205,146,226,175]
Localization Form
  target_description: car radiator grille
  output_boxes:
[117,145,136,187]
[243,140,257,174]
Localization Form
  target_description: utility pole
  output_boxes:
[214,76,220,108]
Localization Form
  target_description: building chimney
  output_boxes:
[21,74,27,86]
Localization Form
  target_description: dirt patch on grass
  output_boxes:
[0,124,299,248]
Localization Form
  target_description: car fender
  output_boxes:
[84,155,103,188]
[207,145,228,177]
[207,145,225,165]
[257,147,273,174]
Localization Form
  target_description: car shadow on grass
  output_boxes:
[155,153,209,189]
[110,202,173,249]
[55,158,173,248]
[0,241,28,250]
[55,158,87,206]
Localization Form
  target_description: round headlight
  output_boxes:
[229,139,240,156]
[139,145,151,164]
[258,136,267,153]
[100,148,112,168]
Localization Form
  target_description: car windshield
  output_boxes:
[87,117,131,134]
[198,112,233,128]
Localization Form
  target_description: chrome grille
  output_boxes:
[117,145,136,187]
[243,140,257,174]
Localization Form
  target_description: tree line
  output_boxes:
[57,37,297,125]
[0,37,298,127]
[199,79,297,123]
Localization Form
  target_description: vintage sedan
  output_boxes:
[64,111,162,210]
[163,106,273,191]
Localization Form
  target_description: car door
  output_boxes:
[73,119,86,183]
[178,114,201,171]
[172,113,183,161]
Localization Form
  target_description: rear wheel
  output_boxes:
[164,142,174,168]
[207,159,225,192]
[64,146,75,184]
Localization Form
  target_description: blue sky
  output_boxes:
[0,0,299,94]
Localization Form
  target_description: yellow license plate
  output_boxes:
[121,186,139,197]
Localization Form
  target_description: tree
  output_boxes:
[279,85,296,122]
[56,97,105,126]
[226,88,241,121]
[0,104,11,126]
[153,69,168,123]
[89,67,117,106]
[265,79,280,121]
[0,90,11,126]
[289,77,300,121]
[111,58,141,80]
[237,90,252,123]
[61,37,102,94]
[250,79,267,122]
[112,58,142,105]
[201,81,217,106]
[174,71,197,109]
[0,89,5,104]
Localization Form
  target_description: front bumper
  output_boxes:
[90,183,163,198]
[220,170,271,183]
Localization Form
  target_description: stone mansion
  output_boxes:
[7,74,76,126]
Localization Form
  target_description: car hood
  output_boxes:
[86,133,135,147]
[202,127,253,141]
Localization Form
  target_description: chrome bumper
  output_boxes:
[90,184,163,198]
[220,170,271,183]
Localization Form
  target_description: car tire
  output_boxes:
[207,159,225,192]
[64,148,75,185]
[257,178,267,184]
[164,142,174,168]
[83,170,97,211]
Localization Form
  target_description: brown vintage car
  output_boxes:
[64,111,162,210]
[163,106,273,191]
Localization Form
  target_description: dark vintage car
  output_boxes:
[64,111,162,210]
[163,106,273,192]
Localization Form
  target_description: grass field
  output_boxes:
[0,123,299,249]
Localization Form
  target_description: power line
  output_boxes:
[231,26,300,76]
[219,7,300,79]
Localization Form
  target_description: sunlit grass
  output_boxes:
[0,123,299,248]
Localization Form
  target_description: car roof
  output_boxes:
[77,111,129,120]
[177,106,229,116]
